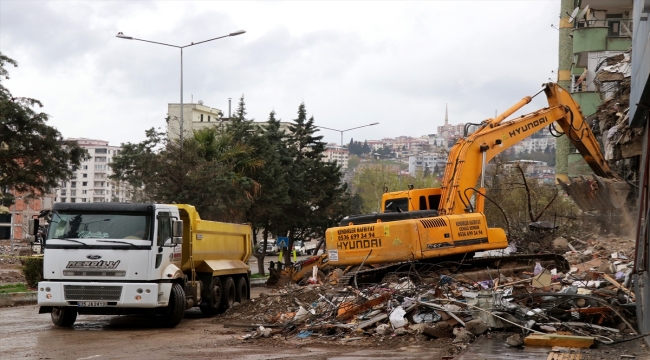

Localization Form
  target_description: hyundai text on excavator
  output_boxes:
[319,83,629,284]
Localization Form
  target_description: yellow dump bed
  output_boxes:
[176,205,252,276]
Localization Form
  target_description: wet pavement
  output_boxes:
[0,305,446,360]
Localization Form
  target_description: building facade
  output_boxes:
[323,144,349,172]
[408,153,447,177]
[630,0,650,345]
[54,138,131,204]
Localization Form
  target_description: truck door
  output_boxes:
[153,211,179,277]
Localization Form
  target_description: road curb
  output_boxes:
[0,291,37,307]
[250,279,268,288]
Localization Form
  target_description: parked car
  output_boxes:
[265,240,278,255]
[293,240,318,255]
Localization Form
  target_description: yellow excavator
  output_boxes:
[324,83,628,279]
[270,83,628,286]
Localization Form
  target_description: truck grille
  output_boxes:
[64,285,123,301]
[63,270,126,277]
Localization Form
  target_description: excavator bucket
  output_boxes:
[558,175,630,212]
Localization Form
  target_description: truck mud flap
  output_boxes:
[557,175,630,212]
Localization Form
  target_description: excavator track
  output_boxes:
[337,253,569,287]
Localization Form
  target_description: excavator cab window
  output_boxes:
[428,195,441,211]
[419,196,427,210]
[384,198,408,213]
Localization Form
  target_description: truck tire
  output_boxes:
[235,276,248,303]
[200,276,222,316]
[51,306,77,327]
[162,283,186,328]
[221,277,236,311]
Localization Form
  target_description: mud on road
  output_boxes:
[0,305,448,360]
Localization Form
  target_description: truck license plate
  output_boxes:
[78,301,106,307]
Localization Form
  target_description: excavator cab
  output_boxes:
[382,188,442,213]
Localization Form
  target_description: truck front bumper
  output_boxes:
[37,281,172,308]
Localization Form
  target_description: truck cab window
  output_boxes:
[157,212,171,246]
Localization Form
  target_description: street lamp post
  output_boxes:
[316,122,379,147]
[116,30,246,148]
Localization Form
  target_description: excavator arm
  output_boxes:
[439,83,627,215]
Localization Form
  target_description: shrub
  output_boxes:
[21,256,43,288]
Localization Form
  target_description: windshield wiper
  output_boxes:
[97,240,140,248]
[52,238,89,247]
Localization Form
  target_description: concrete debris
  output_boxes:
[220,233,639,351]
[506,334,524,347]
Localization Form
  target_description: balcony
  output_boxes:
[573,20,632,61]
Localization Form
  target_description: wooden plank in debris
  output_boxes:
[336,293,391,321]
[525,334,594,349]
[602,273,635,300]
[357,313,388,329]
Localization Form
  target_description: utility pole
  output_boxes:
[555,0,573,183]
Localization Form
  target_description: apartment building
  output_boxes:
[323,144,349,172]
[167,101,292,141]
[54,138,131,203]
[408,152,447,177]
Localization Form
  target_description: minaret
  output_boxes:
[445,103,449,126]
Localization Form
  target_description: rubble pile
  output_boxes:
[218,243,640,351]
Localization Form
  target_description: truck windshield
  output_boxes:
[48,212,152,241]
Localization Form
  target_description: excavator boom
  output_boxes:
[439,83,627,214]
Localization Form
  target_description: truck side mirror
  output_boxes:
[28,219,39,236]
[171,220,183,244]
[172,220,183,237]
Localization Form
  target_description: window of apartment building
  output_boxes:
[94,181,105,187]
[71,198,76,203]
[0,214,11,240]
[95,164,107,171]
[81,198,87,203]
[82,182,88,186]
[200,114,204,122]
[61,189,67,196]
[70,190,76,196]
[82,165,88,170]
[60,181,67,188]
[95,148,107,154]
[71,181,77,188]
[81,190,87,194]
[61,198,66,203]
[95,157,106,162]
[82,174,87,178]
[71,174,77,179]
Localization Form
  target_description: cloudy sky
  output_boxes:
[0,1,560,147]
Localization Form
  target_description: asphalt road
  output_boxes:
[0,305,445,360]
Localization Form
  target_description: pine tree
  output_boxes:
[246,111,292,275]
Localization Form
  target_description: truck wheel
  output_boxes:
[200,276,222,316]
[221,277,236,311]
[235,276,248,303]
[51,307,77,327]
[162,283,186,327]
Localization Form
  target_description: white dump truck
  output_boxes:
[31,203,252,327]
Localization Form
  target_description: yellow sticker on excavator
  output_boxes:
[384,225,390,236]
[393,237,402,245]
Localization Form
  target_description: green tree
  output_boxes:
[246,111,292,275]
[0,53,86,206]
[110,127,262,222]
[281,103,348,264]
